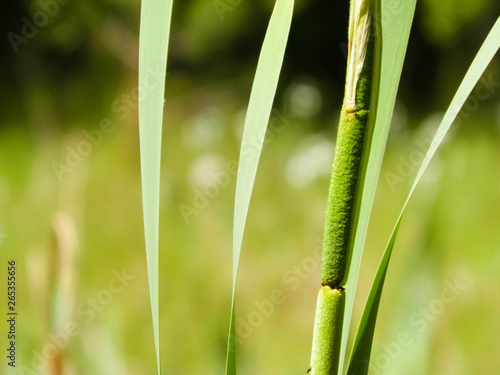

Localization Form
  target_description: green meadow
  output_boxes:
[1,0,499,374]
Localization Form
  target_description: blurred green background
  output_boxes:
[1,0,500,374]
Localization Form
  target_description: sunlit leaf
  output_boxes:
[138,0,174,373]
[225,1,294,373]
[347,15,500,375]
[339,0,417,372]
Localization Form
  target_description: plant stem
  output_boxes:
[310,287,346,374]
[310,0,375,373]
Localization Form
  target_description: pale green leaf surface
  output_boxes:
[339,0,417,372]
[347,16,500,375]
[138,0,173,374]
[225,1,294,374]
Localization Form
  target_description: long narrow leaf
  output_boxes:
[138,1,173,374]
[225,1,294,373]
[339,0,417,372]
[347,16,500,375]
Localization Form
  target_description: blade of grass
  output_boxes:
[225,1,294,373]
[138,0,173,374]
[339,0,417,372]
[347,16,500,375]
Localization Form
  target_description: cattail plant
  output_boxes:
[310,0,375,373]
[136,0,500,372]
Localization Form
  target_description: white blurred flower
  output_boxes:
[285,80,322,119]
[182,106,224,149]
[285,134,333,188]
[189,153,226,188]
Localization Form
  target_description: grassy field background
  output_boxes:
[1,1,500,373]
[1,84,500,373]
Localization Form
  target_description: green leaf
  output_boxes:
[225,1,294,373]
[339,0,417,372]
[138,0,173,374]
[347,15,500,375]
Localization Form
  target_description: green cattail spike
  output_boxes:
[321,0,374,288]
[311,0,375,373]
[310,286,346,375]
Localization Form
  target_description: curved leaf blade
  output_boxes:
[225,1,294,373]
[138,0,173,373]
[347,16,500,375]
[339,0,417,372]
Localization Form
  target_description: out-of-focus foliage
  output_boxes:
[1,0,499,130]
[420,0,496,46]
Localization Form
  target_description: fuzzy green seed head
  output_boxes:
[321,109,369,287]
